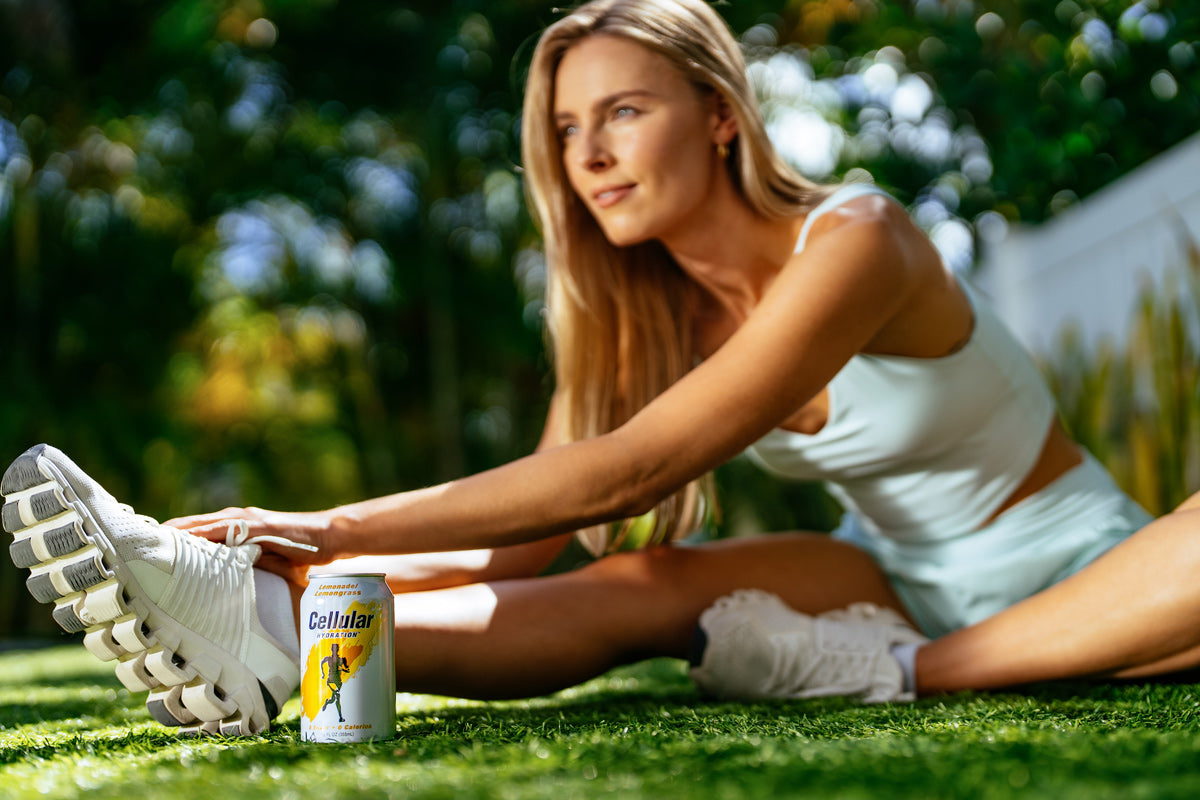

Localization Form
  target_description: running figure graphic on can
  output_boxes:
[319,642,353,722]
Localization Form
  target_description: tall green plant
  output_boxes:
[1045,231,1200,515]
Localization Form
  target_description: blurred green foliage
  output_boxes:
[784,0,1200,223]
[1,0,1197,634]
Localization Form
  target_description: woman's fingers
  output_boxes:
[165,507,256,534]
[180,521,236,542]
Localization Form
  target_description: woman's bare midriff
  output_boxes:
[985,421,1084,524]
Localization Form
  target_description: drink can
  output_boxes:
[300,573,395,742]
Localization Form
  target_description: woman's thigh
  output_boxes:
[568,532,915,653]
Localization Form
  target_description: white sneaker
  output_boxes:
[2,444,304,736]
[689,589,928,704]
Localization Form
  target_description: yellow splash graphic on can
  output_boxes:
[301,599,384,722]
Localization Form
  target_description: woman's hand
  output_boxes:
[166,507,336,584]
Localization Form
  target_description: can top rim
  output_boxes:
[306,573,387,579]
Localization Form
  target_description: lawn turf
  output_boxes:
[2,643,1200,799]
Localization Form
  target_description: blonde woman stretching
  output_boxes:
[6,0,1200,736]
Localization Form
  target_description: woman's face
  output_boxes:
[553,35,727,247]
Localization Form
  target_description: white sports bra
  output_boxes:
[745,184,1056,541]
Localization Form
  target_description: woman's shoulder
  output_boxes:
[785,184,971,359]
[779,182,949,328]
[796,183,906,253]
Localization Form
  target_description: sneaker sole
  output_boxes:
[2,445,282,736]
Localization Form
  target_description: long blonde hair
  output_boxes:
[521,0,828,554]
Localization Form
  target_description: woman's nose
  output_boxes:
[575,130,613,172]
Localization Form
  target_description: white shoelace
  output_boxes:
[223,518,320,553]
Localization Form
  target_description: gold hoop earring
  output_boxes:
[717,142,729,160]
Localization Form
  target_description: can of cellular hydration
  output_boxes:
[300,573,395,742]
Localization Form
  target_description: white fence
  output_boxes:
[976,131,1200,356]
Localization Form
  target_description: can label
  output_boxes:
[300,574,395,742]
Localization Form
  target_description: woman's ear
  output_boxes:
[711,92,739,148]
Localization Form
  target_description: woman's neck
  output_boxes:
[661,188,805,323]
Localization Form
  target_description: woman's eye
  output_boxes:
[613,106,637,119]
[558,123,579,140]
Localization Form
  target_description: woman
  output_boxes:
[7,0,1200,736]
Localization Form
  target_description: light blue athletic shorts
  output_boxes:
[831,453,1154,638]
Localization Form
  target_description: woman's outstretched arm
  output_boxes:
[175,198,921,566]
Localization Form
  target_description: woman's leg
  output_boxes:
[352,533,907,699]
[917,500,1200,693]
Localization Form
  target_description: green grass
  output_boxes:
[3,644,1200,799]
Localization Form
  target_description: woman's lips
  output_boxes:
[592,184,635,208]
